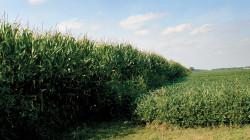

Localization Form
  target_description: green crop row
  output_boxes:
[136,69,250,127]
[0,22,190,139]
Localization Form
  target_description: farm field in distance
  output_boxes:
[136,69,250,127]
[70,69,250,140]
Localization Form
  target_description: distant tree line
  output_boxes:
[190,66,250,72]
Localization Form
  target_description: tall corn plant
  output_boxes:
[0,22,96,139]
[0,21,190,139]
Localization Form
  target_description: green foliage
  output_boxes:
[136,69,250,127]
[0,93,38,139]
[0,21,189,139]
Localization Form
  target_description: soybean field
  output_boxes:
[136,69,250,127]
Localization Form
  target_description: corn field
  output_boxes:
[136,69,250,127]
[0,21,190,139]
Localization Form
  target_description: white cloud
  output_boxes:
[97,12,102,15]
[240,38,250,46]
[190,24,216,35]
[119,13,166,30]
[134,29,150,36]
[157,39,196,48]
[29,0,47,4]
[57,18,84,32]
[162,24,192,35]
[91,24,102,31]
[151,24,159,29]
[215,50,228,55]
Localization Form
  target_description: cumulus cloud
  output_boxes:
[190,24,216,35]
[29,0,47,4]
[119,13,166,30]
[134,29,150,36]
[162,24,192,35]
[91,24,102,31]
[240,38,250,46]
[57,18,84,32]
[157,39,196,48]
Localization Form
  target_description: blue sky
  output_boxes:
[1,0,250,69]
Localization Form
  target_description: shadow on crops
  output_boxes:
[65,121,141,140]
[150,76,189,92]
[170,76,189,84]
